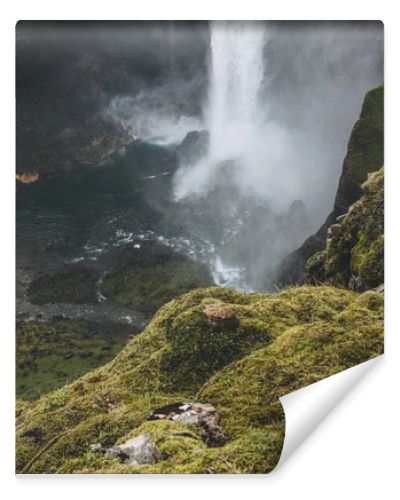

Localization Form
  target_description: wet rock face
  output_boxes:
[176,130,209,165]
[104,433,161,465]
[204,304,239,331]
[148,402,228,447]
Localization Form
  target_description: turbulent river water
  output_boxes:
[16,140,255,326]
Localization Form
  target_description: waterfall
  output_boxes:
[169,21,383,290]
[207,21,265,164]
[173,21,266,200]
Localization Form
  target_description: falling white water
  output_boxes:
[173,21,267,200]
[207,21,265,163]
[172,22,268,288]
[170,21,383,290]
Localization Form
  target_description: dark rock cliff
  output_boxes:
[275,85,383,286]
[306,167,383,291]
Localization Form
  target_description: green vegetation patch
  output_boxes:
[28,265,99,304]
[307,167,384,291]
[16,319,131,399]
[102,242,213,313]
[16,285,383,474]
[343,85,383,187]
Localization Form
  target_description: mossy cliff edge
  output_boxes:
[276,85,383,286]
[306,167,383,290]
[16,285,383,474]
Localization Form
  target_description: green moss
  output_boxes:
[307,167,384,291]
[305,250,327,283]
[16,284,383,474]
[60,423,284,474]
[343,85,383,187]
[58,452,119,473]
[160,303,269,391]
[200,290,383,440]
[28,265,98,304]
[102,243,213,313]
[16,320,130,399]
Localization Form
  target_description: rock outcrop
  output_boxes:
[104,433,161,465]
[148,402,228,446]
[276,85,383,286]
[306,167,383,291]
[204,304,239,331]
[175,130,209,165]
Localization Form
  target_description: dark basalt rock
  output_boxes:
[176,129,209,165]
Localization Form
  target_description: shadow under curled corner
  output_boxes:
[273,355,383,472]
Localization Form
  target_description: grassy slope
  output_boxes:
[16,285,383,474]
[16,320,131,400]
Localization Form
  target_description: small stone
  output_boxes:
[104,433,160,465]
[327,223,341,238]
[89,443,103,453]
[148,402,228,447]
[204,304,239,331]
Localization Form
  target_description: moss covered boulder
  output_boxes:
[102,242,213,313]
[16,285,383,474]
[306,167,383,291]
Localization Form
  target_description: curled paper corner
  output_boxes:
[275,355,384,471]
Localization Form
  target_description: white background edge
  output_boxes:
[1,1,399,498]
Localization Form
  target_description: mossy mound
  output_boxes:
[16,320,131,400]
[28,265,99,304]
[102,243,213,313]
[306,167,383,291]
[16,285,383,474]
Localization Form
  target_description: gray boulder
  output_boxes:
[104,433,161,465]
